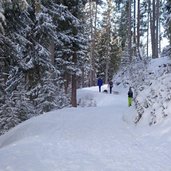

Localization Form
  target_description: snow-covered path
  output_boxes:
[0,85,171,171]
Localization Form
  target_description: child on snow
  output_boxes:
[128,87,133,107]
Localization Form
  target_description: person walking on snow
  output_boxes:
[108,80,113,94]
[97,77,103,92]
[128,87,133,107]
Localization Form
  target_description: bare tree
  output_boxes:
[133,0,136,56]
[89,0,97,86]
[151,0,159,58]
[89,0,93,86]
[152,0,156,58]
[155,0,160,57]
[91,1,98,85]
[137,0,140,58]
[104,0,112,83]
[128,0,132,62]
[147,0,151,57]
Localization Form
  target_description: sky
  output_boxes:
[0,80,171,171]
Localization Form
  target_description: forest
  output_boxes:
[0,0,171,135]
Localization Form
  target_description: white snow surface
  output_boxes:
[0,83,171,171]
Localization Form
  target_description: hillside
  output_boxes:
[113,56,171,126]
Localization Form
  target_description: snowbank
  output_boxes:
[113,56,171,125]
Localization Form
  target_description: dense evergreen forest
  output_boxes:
[0,0,171,134]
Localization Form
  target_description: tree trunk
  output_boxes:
[71,51,77,107]
[147,0,151,57]
[151,0,156,58]
[71,73,77,107]
[81,67,85,88]
[128,0,132,62]
[91,1,98,85]
[137,0,140,58]
[48,41,55,65]
[89,0,94,86]
[64,72,70,94]
[155,0,159,58]
[105,0,112,83]
[133,0,136,56]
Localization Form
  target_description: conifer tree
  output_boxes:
[165,0,171,44]
[0,0,90,134]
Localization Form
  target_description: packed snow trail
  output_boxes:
[0,85,171,171]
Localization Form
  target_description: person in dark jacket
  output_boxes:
[108,80,113,94]
[97,77,103,92]
[128,87,133,106]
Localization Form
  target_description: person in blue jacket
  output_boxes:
[97,77,103,92]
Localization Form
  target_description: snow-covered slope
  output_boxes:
[113,56,171,126]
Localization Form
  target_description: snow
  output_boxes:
[0,81,171,171]
[113,56,171,126]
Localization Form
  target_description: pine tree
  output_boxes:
[0,0,66,134]
[117,2,129,50]
[95,0,121,81]
[165,0,171,44]
[56,0,88,107]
